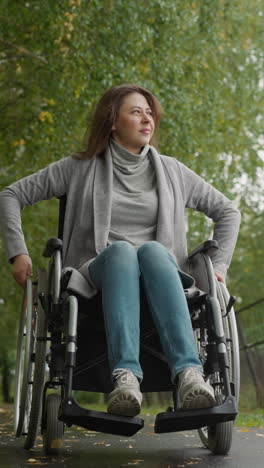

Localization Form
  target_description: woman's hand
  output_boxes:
[214,272,225,283]
[12,254,33,288]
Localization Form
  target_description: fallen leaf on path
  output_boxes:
[51,438,63,449]
[185,444,201,448]
[237,428,255,433]
[93,440,109,445]
[121,462,144,466]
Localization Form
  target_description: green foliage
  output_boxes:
[1,0,263,184]
[0,0,263,396]
[236,410,264,428]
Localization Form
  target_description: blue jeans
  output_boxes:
[89,241,202,382]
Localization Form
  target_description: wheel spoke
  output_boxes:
[198,280,240,454]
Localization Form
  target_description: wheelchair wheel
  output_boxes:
[14,279,35,437]
[198,398,233,454]
[43,393,64,455]
[24,269,48,449]
[198,281,240,455]
[217,282,240,400]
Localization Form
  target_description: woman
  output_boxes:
[0,84,241,418]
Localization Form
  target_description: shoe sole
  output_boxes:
[107,391,141,417]
[180,391,216,410]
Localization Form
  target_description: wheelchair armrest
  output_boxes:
[43,238,63,258]
[188,240,218,259]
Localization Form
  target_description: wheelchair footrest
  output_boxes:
[155,396,237,433]
[59,397,144,437]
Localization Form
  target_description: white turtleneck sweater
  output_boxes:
[108,139,158,247]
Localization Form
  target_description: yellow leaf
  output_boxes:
[69,0,81,6]
[38,111,54,123]
[51,438,63,448]
[45,98,55,106]
[65,12,76,21]
[137,63,150,75]
[12,139,25,147]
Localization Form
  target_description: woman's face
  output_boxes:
[112,92,155,154]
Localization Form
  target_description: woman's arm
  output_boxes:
[178,162,241,279]
[0,157,74,285]
[11,254,33,288]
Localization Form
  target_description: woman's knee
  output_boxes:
[137,242,177,276]
[137,241,167,263]
[105,241,138,265]
[107,241,136,255]
[90,241,139,286]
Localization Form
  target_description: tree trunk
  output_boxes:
[1,350,12,403]
[253,349,264,407]
[237,317,264,407]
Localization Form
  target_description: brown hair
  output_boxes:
[76,84,163,159]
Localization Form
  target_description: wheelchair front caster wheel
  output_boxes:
[43,393,64,455]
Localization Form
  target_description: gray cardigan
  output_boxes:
[0,145,241,297]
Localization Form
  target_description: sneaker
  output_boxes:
[107,369,142,417]
[177,367,216,409]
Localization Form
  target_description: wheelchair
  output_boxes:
[14,198,240,456]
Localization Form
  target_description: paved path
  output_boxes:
[0,406,263,468]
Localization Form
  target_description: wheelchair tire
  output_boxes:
[218,282,240,400]
[207,420,234,455]
[14,279,35,437]
[24,269,48,449]
[198,281,240,455]
[43,393,64,455]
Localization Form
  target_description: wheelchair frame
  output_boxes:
[14,202,240,456]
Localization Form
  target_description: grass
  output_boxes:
[235,409,264,428]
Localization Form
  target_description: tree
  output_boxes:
[0,0,263,402]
